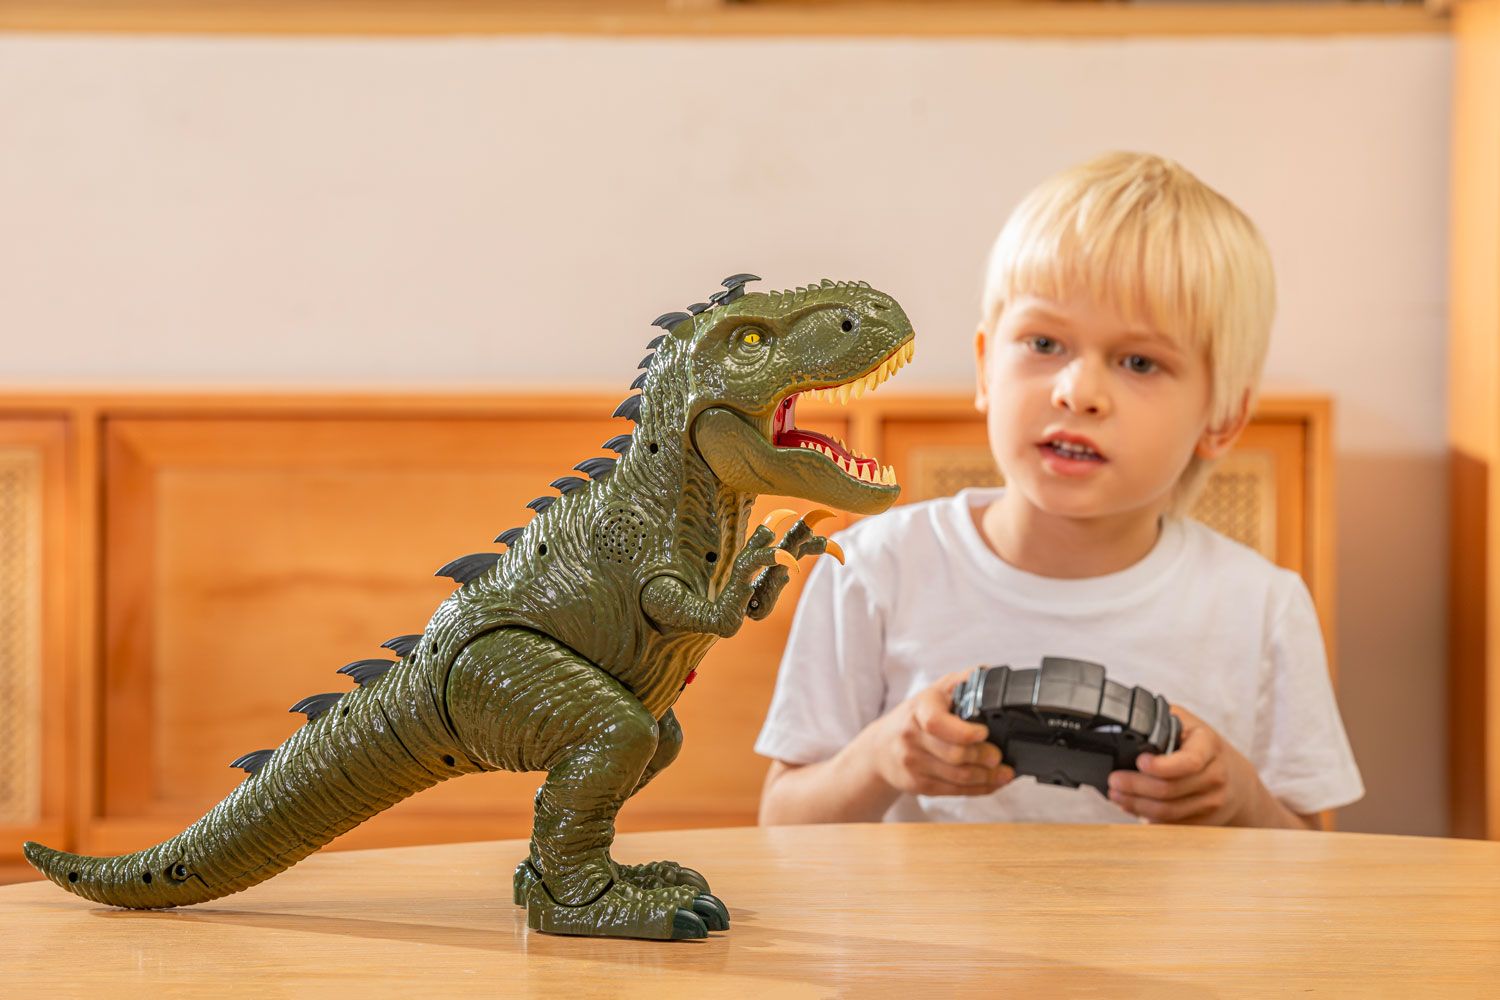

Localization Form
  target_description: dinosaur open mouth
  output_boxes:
[770,340,914,486]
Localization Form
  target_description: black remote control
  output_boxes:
[951,657,1180,794]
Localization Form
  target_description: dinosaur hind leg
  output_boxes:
[444,628,719,939]
[511,708,712,904]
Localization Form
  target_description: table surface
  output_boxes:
[4,822,1500,998]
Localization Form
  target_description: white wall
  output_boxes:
[0,32,1452,834]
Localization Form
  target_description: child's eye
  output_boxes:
[1025,335,1061,354]
[1122,354,1158,375]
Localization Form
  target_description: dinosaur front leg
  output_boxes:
[747,510,841,621]
[641,524,790,637]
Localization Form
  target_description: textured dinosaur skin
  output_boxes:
[23,274,915,940]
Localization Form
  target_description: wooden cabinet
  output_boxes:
[1449,0,1500,840]
[0,391,1332,878]
[0,420,71,885]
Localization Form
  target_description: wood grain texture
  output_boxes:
[0,1,1447,38]
[2,823,1498,998]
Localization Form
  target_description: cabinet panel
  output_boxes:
[0,419,69,881]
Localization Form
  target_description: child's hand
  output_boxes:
[870,669,1014,797]
[1105,705,1260,825]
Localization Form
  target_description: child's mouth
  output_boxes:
[1037,436,1107,473]
[1042,440,1104,462]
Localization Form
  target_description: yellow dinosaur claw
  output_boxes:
[822,540,846,565]
[773,549,800,574]
[803,508,837,530]
[760,508,799,533]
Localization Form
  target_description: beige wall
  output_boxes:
[0,33,1451,834]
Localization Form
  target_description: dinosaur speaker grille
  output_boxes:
[595,506,647,565]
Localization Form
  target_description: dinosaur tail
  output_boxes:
[23,660,484,909]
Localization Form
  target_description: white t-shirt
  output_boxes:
[754,487,1365,823]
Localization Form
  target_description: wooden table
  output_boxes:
[3,823,1499,998]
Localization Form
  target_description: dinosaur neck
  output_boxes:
[618,386,754,594]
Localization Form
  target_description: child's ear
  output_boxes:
[973,328,990,414]
[1195,389,1252,459]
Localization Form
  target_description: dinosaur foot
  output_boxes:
[615,859,713,895]
[522,878,727,940]
[514,857,713,902]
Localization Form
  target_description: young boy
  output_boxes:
[755,152,1364,829]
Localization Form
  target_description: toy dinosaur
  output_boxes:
[23,273,914,940]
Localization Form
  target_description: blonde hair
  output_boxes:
[979,151,1277,513]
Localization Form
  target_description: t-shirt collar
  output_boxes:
[944,486,1189,613]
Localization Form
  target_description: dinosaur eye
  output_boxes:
[841,320,853,333]
[743,332,761,346]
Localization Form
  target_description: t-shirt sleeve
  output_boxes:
[1251,574,1366,815]
[753,535,890,765]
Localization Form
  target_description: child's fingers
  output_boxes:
[1108,787,1222,824]
[919,729,1001,768]
[912,687,990,745]
[912,760,1014,796]
[1108,765,1216,803]
[1136,728,1215,780]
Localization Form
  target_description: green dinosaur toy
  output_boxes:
[23,274,914,940]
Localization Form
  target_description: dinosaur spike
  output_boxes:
[630,372,648,391]
[574,457,617,480]
[380,634,422,657]
[708,290,730,306]
[613,395,642,422]
[646,334,665,349]
[820,278,835,288]
[686,302,710,315]
[858,279,870,288]
[721,273,760,288]
[495,527,525,547]
[289,692,344,722]
[723,284,745,304]
[637,355,654,370]
[550,476,588,495]
[527,496,557,514]
[602,434,633,454]
[435,552,502,583]
[652,311,691,330]
[338,658,397,686]
[230,749,275,776]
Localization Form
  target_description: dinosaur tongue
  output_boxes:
[771,393,879,480]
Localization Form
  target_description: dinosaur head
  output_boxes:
[675,276,915,515]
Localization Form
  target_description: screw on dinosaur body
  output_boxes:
[23,273,916,940]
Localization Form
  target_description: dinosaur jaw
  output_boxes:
[692,338,912,514]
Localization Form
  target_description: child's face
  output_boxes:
[973,293,1241,522]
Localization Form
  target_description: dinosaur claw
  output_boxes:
[692,893,730,930]
[773,549,799,574]
[803,508,837,529]
[760,507,798,533]
[823,539,846,565]
[672,908,709,939]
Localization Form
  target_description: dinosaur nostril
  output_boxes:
[67,871,79,883]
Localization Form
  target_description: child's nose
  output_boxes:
[1052,360,1110,417]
